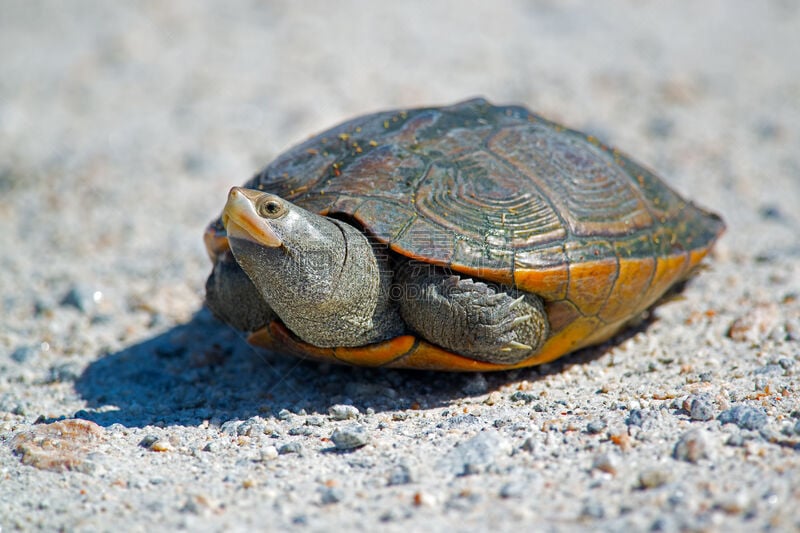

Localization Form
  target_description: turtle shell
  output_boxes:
[211,98,725,370]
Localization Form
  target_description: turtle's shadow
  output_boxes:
[74,308,621,428]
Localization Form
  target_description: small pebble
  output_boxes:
[725,433,745,447]
[60,284,100,314]
[10,346,37,364]
[499,481,525,499]
[493,418,510,428]
[687,395,715,421]
[139,435,160,448]
[220,420,241,436]
[580,500,606,519]
[509,391,537,403]
[698,371,714,382]
[520,435,539,453]
[753,377,771,392]
[203,441,223,453]
[673,429,712,463]
[484,391,502,405]
[626,409,645,427]
[438,430,512,476]
[380,507,412,522]
[786,320,800,342]
[718,405,768,431]
[591,452,619,475]
[716,493,751,515]
[319,486,344,505]
[328,404,359,420]
[34,297,55,316]
[237,418,266,437]
[755,364,784,376]
[639,467,671,489]
[387,463,413,486]
[305,415,325,427]
[727,303,779,343]
[586,419,607,434]
[437,414,481,430]
[150,440,172,452]
[331,425,370,450]
[279,442,303,455]
[259,446,279,461]
[412,491,438,507]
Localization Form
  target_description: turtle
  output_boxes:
[204,98,724,371]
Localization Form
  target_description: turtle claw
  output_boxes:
[500,340,533,352]
[511,315,532,327]
[508,295,527,309]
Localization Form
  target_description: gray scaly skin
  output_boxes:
[205,248,276,333]
[394,262,549,364]
[209,187,550,364]
[222,188,403,347]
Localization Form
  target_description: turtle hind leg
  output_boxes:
[394,262,549,365]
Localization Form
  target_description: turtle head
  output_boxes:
[221,187,343,300]
[222,187,298,250]
[221,186,385,346]
[218,186,400,347]
[202,187,290,263]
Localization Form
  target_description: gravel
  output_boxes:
[2,2,800,532]
[718,405,769,431]
[278,442,303,455]
[330,425,370,450]
[586,419,608,434]
[438,430,513,476]
[328,404,360,420]
[591,452,620,475]
[638,467,672,489]
[387,463,414,486]
[673,429,713,463]
[687,394,716,421]
[59,284,100,315]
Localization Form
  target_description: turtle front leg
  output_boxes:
[395,262,550,364]
[206,249,276,332]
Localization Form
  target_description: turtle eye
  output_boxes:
[258,198,286,218]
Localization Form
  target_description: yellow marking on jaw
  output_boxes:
[222,187,282,247]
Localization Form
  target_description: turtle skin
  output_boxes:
[205,98,725,371]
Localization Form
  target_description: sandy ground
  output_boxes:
[1,1,799,531]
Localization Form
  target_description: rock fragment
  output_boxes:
[12,419,105,473]
[331,425,370,450]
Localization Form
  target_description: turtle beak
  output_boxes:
[222,187,282,248]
